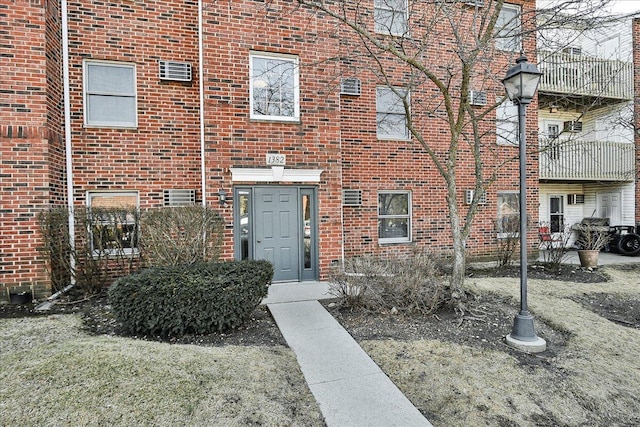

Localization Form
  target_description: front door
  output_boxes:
[597,192,622,226]
[255,187,300,282]
[235,186,317,282]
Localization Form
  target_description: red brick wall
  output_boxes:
[200,1,344,272]
[336,0,539,261]
[3,0,540,294]
[1,1,53,300]
[65,0,202,209]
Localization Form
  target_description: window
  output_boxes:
[378,191,411,243]
[250,52,299,121]
[495,4,521,52]
[549,195,564,233]
[496,99,518,145]
[84,61,137,127]
[546,123,561,160]
[87,192,139,255]
[377,86,409,140]
[374,0,408,36]
[497,192,519,236]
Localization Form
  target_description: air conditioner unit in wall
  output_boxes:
[159,60,192,82]
[567,194,585,205]
[464,189,487,205]
[342,189,363,206]
[163,189,196,206]
[563,121,583,133]
[469,90,487,106]
[562,47,582,56]
[340,78,362,96]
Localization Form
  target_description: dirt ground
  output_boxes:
[1,263,636,358]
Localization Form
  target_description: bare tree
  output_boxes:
[294,0,628,306]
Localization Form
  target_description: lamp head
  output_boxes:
[502,54,543,104]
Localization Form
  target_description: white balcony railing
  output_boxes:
[538,51,633,100]
[539,139,635,181]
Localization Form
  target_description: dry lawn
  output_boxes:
[0,315,323,427]
[360,267,640,426]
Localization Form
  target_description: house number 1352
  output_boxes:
[266,154,286,165]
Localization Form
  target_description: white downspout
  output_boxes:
[198,0,207,207]
[61,0,76,284]
[38,0,75,310]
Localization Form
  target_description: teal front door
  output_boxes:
[254,187,300,282]
[235,186,318,282]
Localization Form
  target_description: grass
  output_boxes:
[358,267,640,426]
[2,267,639,426]
[0,315,324,427]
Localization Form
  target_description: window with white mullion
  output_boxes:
[496,98,518,146]
[377,86,409,140]
[378,191,411,243]
[374,0,408,36]
[495,3,522,52]
[84,61,137,128]
[250,53,299,121]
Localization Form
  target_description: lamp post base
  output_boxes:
[506,334,547,353]
[505,313,547,353]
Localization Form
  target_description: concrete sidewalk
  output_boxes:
[265,282,432,427]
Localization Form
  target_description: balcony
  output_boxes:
[538,51,633,108]
[539,138,635,182]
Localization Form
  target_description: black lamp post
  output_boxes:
[502,54,546,353]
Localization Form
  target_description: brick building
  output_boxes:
[2,0,542,300]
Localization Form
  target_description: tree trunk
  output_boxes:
[447,196,468,307]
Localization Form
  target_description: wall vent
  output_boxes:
[563,120,583,133]
[567,194,585,205]
[562,47,582,56]
[163,189,196,206]
[469,90,487,106]
[159,61,192,82]
[463,0,485,7]
[465,189,487,205]
[342,189,363,206]
[340,78,362,96]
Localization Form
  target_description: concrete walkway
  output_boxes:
[264,282,432,427]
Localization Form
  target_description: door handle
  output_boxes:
[257,240,262,243]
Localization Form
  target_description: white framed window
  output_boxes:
[495,3,521,52]
[250,52,299,121]
[549,195,564,233]
[83,61,137,128]
[496,99,518,145]
[378,191,411,243]
[377,86,409,140]
[497,191,519,237]
[87,191,139,256]
[374,0,408,36]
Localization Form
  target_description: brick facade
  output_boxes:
[1,0,63,299]
[2,0,541,300]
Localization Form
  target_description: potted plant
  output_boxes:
[572,221,612,268]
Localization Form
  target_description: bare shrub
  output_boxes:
[573,222,612,251]
[39,205,224,296]
[329,250,446,315]
[494,216,520,268]
[139,206,224,267]
[539,224,573,270]
[38,208,72,293]
[39,206,142,297]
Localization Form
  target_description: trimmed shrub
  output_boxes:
[108,260,273,337]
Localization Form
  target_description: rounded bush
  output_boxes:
[108,260,273,337]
